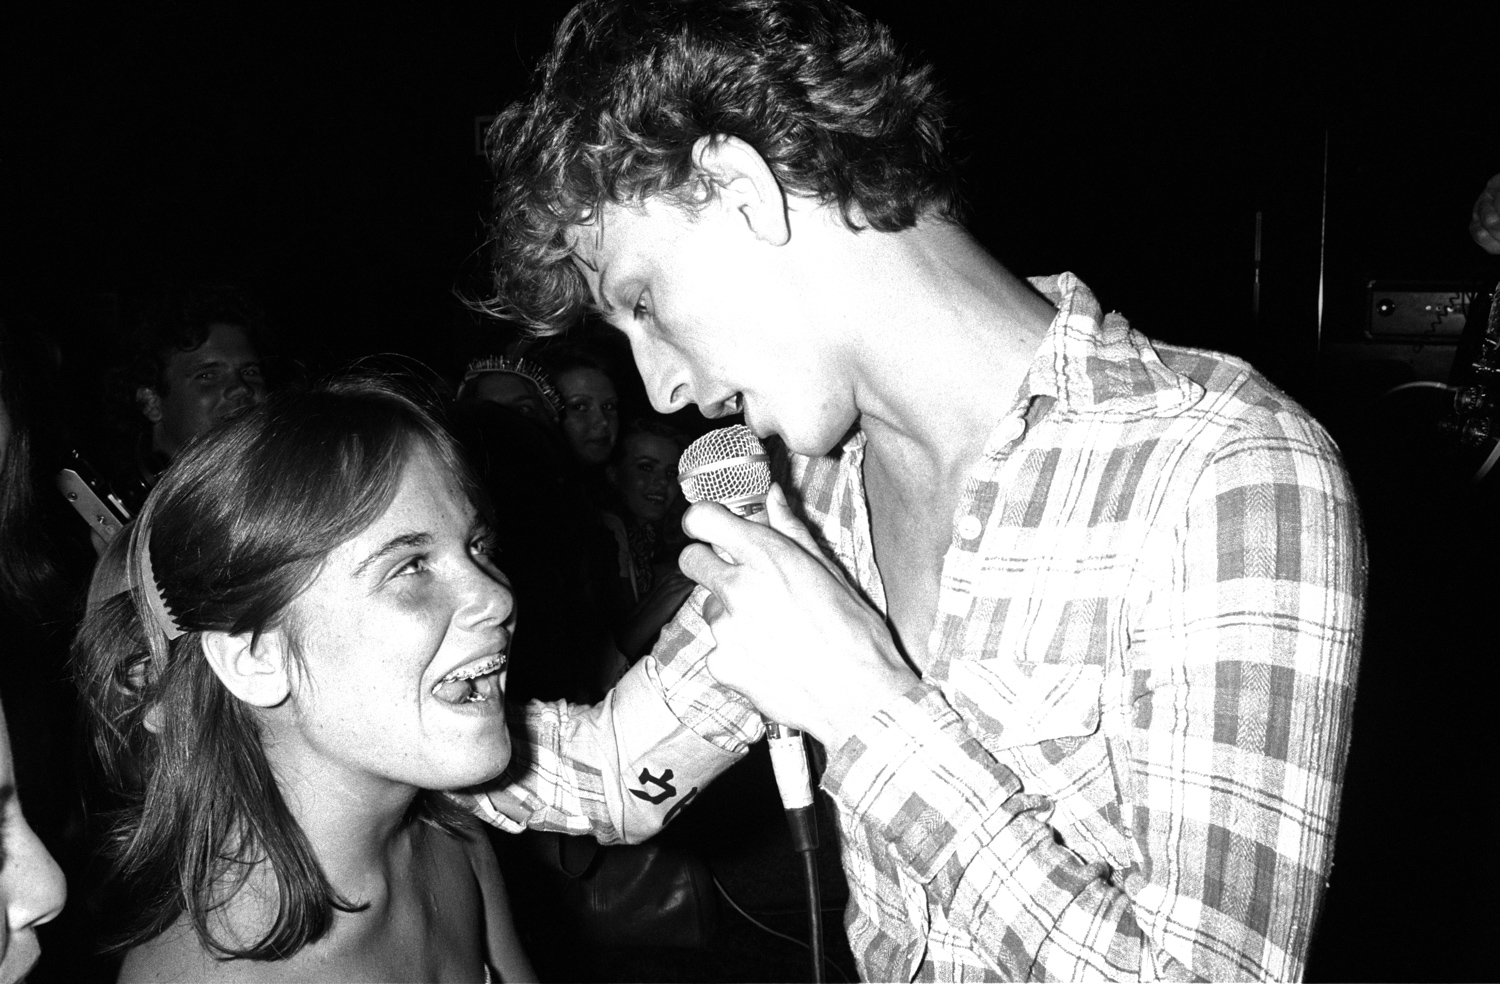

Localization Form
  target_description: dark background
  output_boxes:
[4,2,1498,981]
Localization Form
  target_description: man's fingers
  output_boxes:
[678,539,733,592]
[765,483,842,576]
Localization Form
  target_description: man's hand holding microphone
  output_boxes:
[676,426,915,757]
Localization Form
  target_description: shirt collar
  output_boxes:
[1020,272,1203,417]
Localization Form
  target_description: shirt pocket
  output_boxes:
[944,659,1103,751]
[943,658,1143,873]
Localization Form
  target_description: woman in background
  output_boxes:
[603,419,695,661]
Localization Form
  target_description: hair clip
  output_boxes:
[137,534,185,641]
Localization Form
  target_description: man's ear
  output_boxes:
[692,135,790,247]
[201,627,292,708]
[136,386,164,424]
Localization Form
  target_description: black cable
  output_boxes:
[799,843,825,983]
[711,874,849,983]
[782,803,823,982]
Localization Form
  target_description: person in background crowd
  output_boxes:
[603,418,695,661]
[458,353,563,428]
[103,284,269,515]
[446,394,627,706]
[538,346,621,472]
[480,1,1367,979]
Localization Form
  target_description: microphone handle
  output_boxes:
[712,492,820,850]
[768,723,819,852]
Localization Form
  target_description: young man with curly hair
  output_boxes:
[477,2,1366,979]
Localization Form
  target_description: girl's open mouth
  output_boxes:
[431,654,507,705]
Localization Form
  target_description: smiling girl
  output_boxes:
[74,378,534,982]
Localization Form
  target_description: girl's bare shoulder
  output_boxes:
[115,896,293,984]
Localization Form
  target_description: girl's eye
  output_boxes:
[471,533,499,558]
[394,555,429,578]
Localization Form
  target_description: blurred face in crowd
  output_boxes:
[138,322,265,458]
[556,366,619,466]
[0,703,67,984]
[609,430,682,525]
[471,372,557,425]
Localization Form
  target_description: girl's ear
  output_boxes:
[201,627,292,708]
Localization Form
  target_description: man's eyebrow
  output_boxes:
[570,253,614,314]
[352,531,431,577]
[596,268,617,314]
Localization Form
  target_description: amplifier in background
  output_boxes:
[1322,281,1483,387]
[1366,281,1481,341]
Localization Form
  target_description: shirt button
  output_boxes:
[957,515,982,540]
[1001,416,1026,443]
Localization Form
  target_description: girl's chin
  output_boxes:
[430,744,512,793]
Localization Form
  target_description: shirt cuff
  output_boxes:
[822,681,1021,882]
[648,584,765,754]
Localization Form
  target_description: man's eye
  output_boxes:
[241,365,263,378]
[632,295,649,320]
[471,532,500,558]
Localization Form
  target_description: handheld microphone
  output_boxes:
[680,423,826,981]
[678,425,817,834]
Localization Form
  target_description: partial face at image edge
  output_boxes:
[0,702,67,984]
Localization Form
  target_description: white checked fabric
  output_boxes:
[478,272,1366,982]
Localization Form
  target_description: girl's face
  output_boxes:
[0,705,66,984]
[609,432,682,525]
[275,445,516,794]
[556,366,619,466]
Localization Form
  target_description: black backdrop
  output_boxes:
[5,4,1496,386]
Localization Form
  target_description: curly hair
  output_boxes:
[483,0,960,333]
[128,283,267,397]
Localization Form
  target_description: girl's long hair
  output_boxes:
[73,374,483,960]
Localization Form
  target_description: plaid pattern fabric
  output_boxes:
[501,272,1364,981]
[805,273,1365,981]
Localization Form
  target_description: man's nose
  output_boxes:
[630,340,691,413]
[225,371,260,401]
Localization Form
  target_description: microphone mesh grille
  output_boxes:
[678,424,771,504]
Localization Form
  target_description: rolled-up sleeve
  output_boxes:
[460,583,763,844]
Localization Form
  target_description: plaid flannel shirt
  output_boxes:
[484,272,1365,982]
